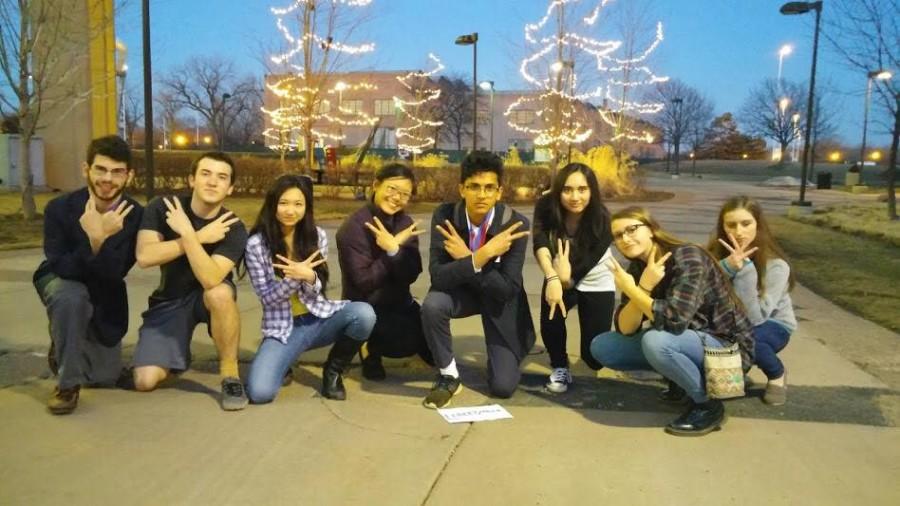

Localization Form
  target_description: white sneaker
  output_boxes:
[546,367,573,393]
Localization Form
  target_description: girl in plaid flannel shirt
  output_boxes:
[243,175,375,403]
[590,207,754,437]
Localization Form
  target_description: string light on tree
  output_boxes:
[394,53,445,154]
[507,0,667,153]
[261,0,376,167]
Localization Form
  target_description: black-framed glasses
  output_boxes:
[464,183,499,196]
[612,223,646,241]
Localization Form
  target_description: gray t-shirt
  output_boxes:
[140,195,247,305]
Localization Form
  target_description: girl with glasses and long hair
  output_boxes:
[709,196,795,405]
[590,206,755,436]
[336,163,433,381]
[532,163,615,393]
[243,174,375,403]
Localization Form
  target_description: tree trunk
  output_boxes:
[780,142,789,164]
[18,130,37,220]
[886,96,898,221]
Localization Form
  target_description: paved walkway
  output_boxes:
[1,175,897,505]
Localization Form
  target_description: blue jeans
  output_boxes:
[753,320,790,379]
[590,328,725,403]
[247,302,375,403]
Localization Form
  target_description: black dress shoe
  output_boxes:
[665,400,725,436]
[658,380,688,404]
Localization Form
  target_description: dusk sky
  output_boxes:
[116,0,894,147]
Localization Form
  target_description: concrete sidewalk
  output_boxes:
[1,175,898,505]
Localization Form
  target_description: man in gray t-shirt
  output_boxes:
[132,152,249,411]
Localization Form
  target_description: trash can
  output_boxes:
[816,172,832,189]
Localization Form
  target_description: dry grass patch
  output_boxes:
[770,215,900,332]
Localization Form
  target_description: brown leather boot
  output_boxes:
[47,385,80,415]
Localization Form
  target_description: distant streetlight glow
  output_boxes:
[870,150,882,161]
[173,134,187,147]
[828,151,841,162]
[779,97,790,112]
[203,135,213,145]
[859,69,893,167]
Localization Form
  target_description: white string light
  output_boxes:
[393,53,445,154]
[508,0,667,148]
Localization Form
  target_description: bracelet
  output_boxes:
[638,283,652,293]
[546,275,560,283]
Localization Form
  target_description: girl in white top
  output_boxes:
[532,163,615,393]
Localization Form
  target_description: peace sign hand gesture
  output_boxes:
[100,199,136,238]
[435,220,472,260]
[197,211,241,244]
[365,216,426,254]
[638,244,672,292]
[273,249,326,283]
[718,233,759,272]
[482,221,530,259]
[552,238,572,285]
[605,255,638,293]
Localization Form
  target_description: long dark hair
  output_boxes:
[247,174,329,289]
[545,162,610,248]
[708,196,795,294]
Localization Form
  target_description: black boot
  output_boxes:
[658,379,688,404]
[322,337,363,400]
[665,400,725,436]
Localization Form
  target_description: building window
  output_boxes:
[374,99,395,116]
[341,99,363,114]
[316,100,331,114]
[509,109,535,125]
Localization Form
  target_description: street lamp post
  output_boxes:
[455,32,479,151]
[114,40,128,140]
[780,1,823,207]
[671,97,683,177]
[860,70,893,173]
[479,80,495,152]
[142,0,154,198]
[219,93,231,151]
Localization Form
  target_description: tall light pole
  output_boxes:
[219,93,231,151]
[114,40,128,140]
[455,32,478,151]
[777,44,793,83]
[780,1,823,207]
[860,70,893,170]
[142,0,154,198]
[479,80,495,152]
[671,97,683,176]
[791,112,801,162]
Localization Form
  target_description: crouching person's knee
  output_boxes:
[489,373,519,399]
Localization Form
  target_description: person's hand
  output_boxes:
[718,233,759,271]
[273,249,325,283]
[163,197,195,239]
[365,216,425,254]
[481,221,530,259]
[197,211,241,244]
[435,220,472,260]
[99,200,135,238]
[394,219,426,246]
[606,256,638,293]
[544,276,567,320]
[552,238,572,285]
[78,196,104,243]
[637,244,672,292]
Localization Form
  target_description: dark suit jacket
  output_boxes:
[34,188,143,346]
[428,201,536,360]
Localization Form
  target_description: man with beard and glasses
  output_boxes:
[34,135,143,415]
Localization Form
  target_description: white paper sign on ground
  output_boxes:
[437,404,513,424]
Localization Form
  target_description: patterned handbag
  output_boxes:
[702,336,745,399]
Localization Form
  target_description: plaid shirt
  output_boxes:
[245,228,347,343]
[618,244,755,368]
